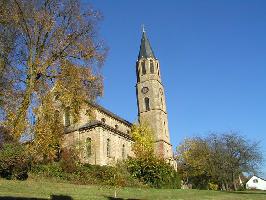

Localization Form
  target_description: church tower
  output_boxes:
[136,29,173,159]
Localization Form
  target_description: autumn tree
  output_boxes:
[127,123,181,188]
[176,137,211,189]
[131,122,154,158]
[0,0,107,160]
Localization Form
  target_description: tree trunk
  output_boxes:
[225,181,229,191]
[221,181,226,191]
[232,173,237,191]
[11,63,35,139]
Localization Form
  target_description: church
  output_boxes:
[62,30,173,165]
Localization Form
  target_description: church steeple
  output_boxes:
[138,30,155,60]
[135,28,173,159]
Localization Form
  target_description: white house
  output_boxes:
[246,176,266,190]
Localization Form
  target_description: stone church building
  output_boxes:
[62,30,173,165]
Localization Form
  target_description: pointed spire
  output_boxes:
[142,24,145,33]
[138,26,155,60]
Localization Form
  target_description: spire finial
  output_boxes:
[142,24,145,33]
[138,25,155,59]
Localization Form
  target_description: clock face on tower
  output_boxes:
[141,87,149,94]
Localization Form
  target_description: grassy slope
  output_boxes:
[0,178,266,200]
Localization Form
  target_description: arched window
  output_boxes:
[86,137,92,157]
[101,118,106,123]
[144,97,150,111]
[54,110,60,125]
[107,139,111,157]
[115,125,118,129]
[54,110,60,119]
[157,63,160,76]
[150,60,154,74]
[122,144,125,159]
[64,107,70,126]
[141,61,146,75]
[54,92,60,100]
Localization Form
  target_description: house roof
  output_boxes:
[250,175,266,182]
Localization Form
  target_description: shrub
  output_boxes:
[208,182,219,190]
[31,162,142,187]
[189,175,210,189]
[59,148,79,173]
[31,162,64,178]
[0,143,30,180]
[127,156,181,189]
[103,162,143,187]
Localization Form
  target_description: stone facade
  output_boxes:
[62,103,133,165]
[63,30,174,165]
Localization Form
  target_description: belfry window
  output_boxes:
[86,137,92,157]
[107,139,111,157]
[141,61,146,75]
[144,97,150,111]
[64,107,70,127]
[136,67,140,82]
[157,63,160,76]
[150,60,154,73]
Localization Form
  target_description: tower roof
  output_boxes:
[138,30,155,60]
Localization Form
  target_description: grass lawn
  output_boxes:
[0,178,266,200]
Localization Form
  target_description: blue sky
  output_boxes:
[88,0,266,176]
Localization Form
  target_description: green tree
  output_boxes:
[0,142,30,180]
[176,132,262,190]
[207,133,262,191]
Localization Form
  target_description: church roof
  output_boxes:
[88,102,132,127]
[65,120,133,141]
[138,30,156,60]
